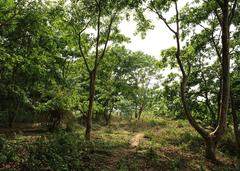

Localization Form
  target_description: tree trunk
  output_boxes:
[230,91,240,149]
[8,113,14,128]
[8,110,16,129]
[85,70,97,141]
[104,108,111,125]
[137,104,144,120]
[217,75,222,125]
[105,108,112,126]
[134,112,138,119]
[205,137,217,161]
[212,0,230,140]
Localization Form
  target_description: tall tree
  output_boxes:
[66,0,135,140]
[141,0,238,160]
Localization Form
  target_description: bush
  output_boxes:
[25,132,83,170]
[0,136,7,164]
[0,136,24,165]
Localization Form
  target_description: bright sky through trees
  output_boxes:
[119,0,189,59]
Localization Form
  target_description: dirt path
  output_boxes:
[105,132,145,170]
[129,133,145,148]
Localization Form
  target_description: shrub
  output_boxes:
[24,132,83,170]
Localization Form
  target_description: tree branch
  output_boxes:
[214,9,223,27]
[229,0,238,24]
[96,12,117,67]
[94,1,101,69]
[216,0,224,8]
[148,6,176,35]
[71,18,92,73]
[78,32,91,73]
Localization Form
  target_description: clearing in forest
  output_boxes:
[0,117,238,171]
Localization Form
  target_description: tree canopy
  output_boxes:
[0,0,240,169]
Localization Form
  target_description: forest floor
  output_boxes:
[0,116,239,170]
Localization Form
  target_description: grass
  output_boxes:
[0,116,239,170]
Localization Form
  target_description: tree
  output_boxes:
[140,0,238,160]
[66,0,137,140]
[0,0,76,129]
[95,46,159,122]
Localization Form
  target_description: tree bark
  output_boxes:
[217,75,222,125]
[230,91,240,149]
[212,0,230,140]
[85,69,97,141]
[205,136,217,160]
[8,107,18,129]
[137,104,144,120]
[8,112,15,128]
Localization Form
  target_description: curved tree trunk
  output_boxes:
[175,0,231,161]
[152,0,234,161]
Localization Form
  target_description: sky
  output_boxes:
[119,16,175,59]
[119,1,190,59]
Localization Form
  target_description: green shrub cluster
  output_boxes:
[23,131,112,170]
[0,136,24,166]
[24,132,86,170]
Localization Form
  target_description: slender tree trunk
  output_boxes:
[230,91,240,149]
[135,112,138,119]
[174,1,208,140]
[217,76,222,124]
[105,108,113,126]
[8,112,14,128]
[137,104,144,120]
[8,108,17,129]
[212,1,230,140]
[85,69,97,141]
[103,107,112,126]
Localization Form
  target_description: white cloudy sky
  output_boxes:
[119,1,190,59]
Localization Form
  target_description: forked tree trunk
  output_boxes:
[205,1,231,161]
[85,69,97,141]
[174,0,231,161]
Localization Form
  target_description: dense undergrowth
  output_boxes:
[0,116,239,171]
